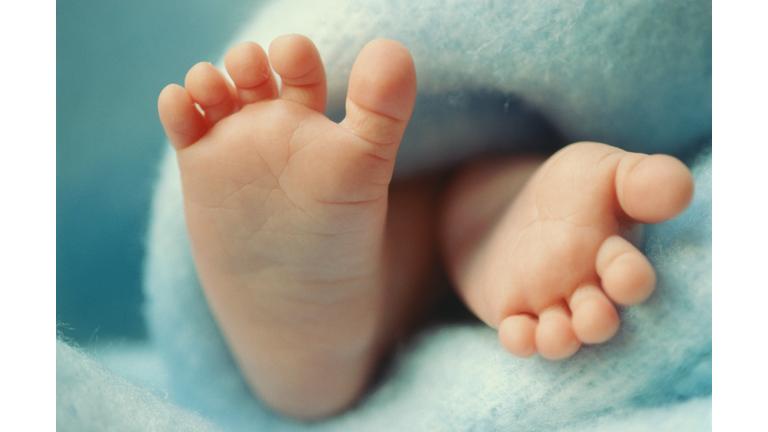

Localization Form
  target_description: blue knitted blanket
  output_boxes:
[57,1,711,430]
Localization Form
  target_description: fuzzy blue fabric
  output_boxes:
[57,0,711,430]
[56,151,711,431]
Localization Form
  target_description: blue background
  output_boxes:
[57,0,263,344]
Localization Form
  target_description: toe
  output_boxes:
[596,235,656,305]
[535,305,581,360]
[498,314,538,358]
[569,284,620,344]
[340,39,417,161]
[615,153,694,224]
[268,34,327,113]
[184,62,237,125]
[225,41,279,105]
[158,84,209,150]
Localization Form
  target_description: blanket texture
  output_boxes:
[57,0,711,430]
[57,151,711,431]
[223,0,711,176]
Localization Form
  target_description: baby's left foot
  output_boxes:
[441,143,694,359]
[158,35,417,418]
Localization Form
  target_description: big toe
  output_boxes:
[341,39,417,160]
[616,153,694,224]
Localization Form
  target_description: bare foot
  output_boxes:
[440,143,694,360]
[158,35,416,419]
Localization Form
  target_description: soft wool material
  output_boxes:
[56,151,711,431]
[56,0,712,430]
[56,339,221,432]
[224,0,711,176]
[135,147,712,432]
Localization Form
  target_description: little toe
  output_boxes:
[268,34,327,113]
[158,84,209,150]
[225,41,279,105]
[184,62,237,125]
[535,305,581,360]
[596,235,656,305]
[341,39,417,161]
[616,153,694,224]
[499,314,538,358]
[569,284,620,344]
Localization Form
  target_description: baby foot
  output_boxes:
[445,143,694,360]
[158,35,416,418]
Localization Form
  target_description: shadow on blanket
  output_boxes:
[57,1,711,430]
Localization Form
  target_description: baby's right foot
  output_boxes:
[440,143,694,360]
[158,35,416,419]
